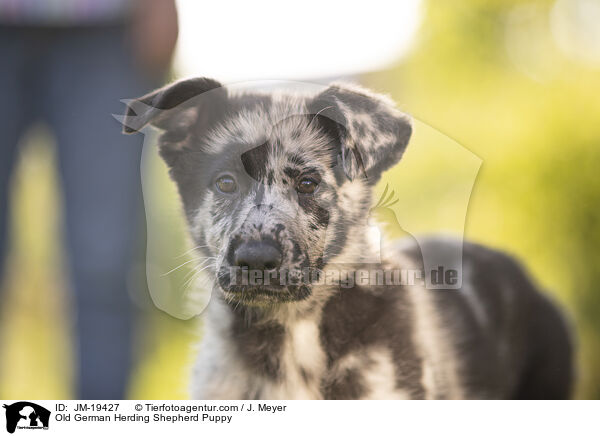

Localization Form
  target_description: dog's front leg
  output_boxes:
[189,298,260,399]
[190,333,252,399]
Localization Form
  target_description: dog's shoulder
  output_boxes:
[387,235,573,398]
[318,271,426,398]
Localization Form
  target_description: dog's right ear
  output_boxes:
[119,77,227,140]
[307,83,412,185]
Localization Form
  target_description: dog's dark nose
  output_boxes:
[234,241,282,271]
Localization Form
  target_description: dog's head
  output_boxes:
[122,78,412,307]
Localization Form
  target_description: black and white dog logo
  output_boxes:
[3,402,50,434]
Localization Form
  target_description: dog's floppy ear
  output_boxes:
[120,77,227,139]
[308,83,412,184]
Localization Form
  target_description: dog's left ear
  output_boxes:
[118,77,226,138]
[117,77,228,170]
[308,83,412,184]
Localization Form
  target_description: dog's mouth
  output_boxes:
[217,265,312,305]
[216,234,315,305]
[221,284,311,305]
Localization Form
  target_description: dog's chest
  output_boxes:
[193,299,416,400]
[234,318,410,399]
[250,319,326,400]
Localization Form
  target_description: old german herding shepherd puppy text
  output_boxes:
[121,77,573,399]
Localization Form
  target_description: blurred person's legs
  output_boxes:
[42,25,150,399]
[0,28,38,302]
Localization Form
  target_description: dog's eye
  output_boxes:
[215,175,237,194]
[296,178,319,195]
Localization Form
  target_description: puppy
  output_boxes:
[122,77,574,399]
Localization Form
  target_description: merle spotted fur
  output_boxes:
[122,78,574,399]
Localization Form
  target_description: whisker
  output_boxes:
[175,244,218,259]
[161,258,200,277]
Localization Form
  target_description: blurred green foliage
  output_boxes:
[366,0,600,398]
[1,0,598,399]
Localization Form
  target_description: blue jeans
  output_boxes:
[0,24,152,399]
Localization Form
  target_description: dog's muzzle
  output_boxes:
[218,236,311,305]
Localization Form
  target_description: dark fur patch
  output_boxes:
[241,142,270,182]
[299,367,313,384]
[231,316,286,380]
[283,167,300,179]
[400,239,574,399]
[323,368,366,400]
[288,153,307,167]
[319,283,425,399]
[297,195,329,228]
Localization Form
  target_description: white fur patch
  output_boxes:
[329,347,411,399]
[259,318,326,400]
[190,300,250,399]
[460,263,489,329]
[408,282,465,399]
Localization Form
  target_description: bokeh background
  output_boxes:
[1,0,599,399]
